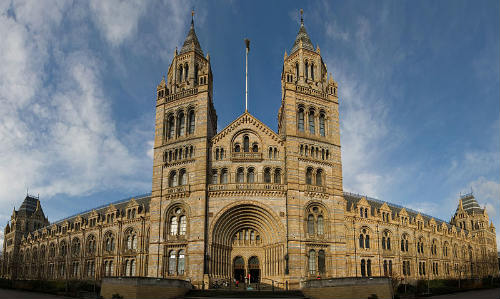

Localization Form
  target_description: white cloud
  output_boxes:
[89,0,148,47]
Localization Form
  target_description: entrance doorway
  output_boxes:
[248,256,260,283]
[233,256,245,282]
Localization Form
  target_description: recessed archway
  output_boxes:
[209,202,285,281]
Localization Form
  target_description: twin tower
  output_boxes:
[150,14,343,287]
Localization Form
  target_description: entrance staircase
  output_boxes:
[184,282,306,298]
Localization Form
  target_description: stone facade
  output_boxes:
[2,16,498,289]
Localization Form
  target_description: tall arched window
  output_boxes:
[104,232,115,253]
[179,216,187,235]
[252,143,258,152]
[319,113,325,136]
[168,115,175,139]
[170,217,178,235]
[168,250,176,275]
[305,61,309,79]
[237,168,244,183]
[308,250,316,275]
[243,136,249,152]
[86,236,96,255]
[194,64,199,85]
[307,214,315,235]
[125,229,137,250]
[234,143,240,152]
[179,66,183,82]
[361,259,366,277]
[177,250,185,275]
[188,110,195,134]
[220,169,228,184]
[311,63,315,81]
[317,215,324,235]
[184,63,189,81]
[309,110,315,134]
[274,168,281,184]
[211,170,218,184]
[318,250,325,274]
[295,62,299,80]
[306,167,313,185]
[168,171,178,187]
[298,108,305,132]
[179,169,187,185]
[72,238,81,257]
[264,168,271,183]
[177,111,185,136]
[316,169,323,186]
[360,228,370,248]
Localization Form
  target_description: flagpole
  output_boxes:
[245,39,250,112]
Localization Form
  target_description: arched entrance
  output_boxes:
[209,203,285,282]
[233,256,245,282]
[248,256,260,283]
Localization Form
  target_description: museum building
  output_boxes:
[2,15,498,289]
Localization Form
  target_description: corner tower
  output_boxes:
[279,11,346,279]
[149,14,217,286]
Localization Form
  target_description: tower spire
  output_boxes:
[300,8,303,24]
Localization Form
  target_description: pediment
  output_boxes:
[357,197,369,207]
[212,112,283,146]
[380,202,390,211]
[399,208,408,216]
[106,204,117,214]
[126,198,139,208]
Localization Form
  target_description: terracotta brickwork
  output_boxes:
[2,16,498,289]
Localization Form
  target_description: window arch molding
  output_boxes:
[359,226,372,249]
[103,230,116,254]
[304,201,329,237]
[123,227,138,252]
[381,230,392,251]
[230,129,263,154]
[297,104,305,132]
[164,203,190,239]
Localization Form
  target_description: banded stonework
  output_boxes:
[2,16,498,290]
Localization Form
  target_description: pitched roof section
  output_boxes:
[291,21,315,54]
[179,20,204,56]
[211,111,283,145]
[458,193,483,215]
[343,192,456,231]
[18,195,39,216]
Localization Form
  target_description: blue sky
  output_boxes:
[0,0,498,247]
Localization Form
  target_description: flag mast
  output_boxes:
[245,38,250,112]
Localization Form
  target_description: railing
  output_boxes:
[296,85,327,99]
[164,88,198,103]
[231,152,263,161]
[208,183,285,192]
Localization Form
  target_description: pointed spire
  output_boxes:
[180,9,204,55]
[291,9,314,54]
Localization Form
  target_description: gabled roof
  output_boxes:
[291,20,315,54]
[179,20,203,56]
[458,194,484,215]
[212,111,282,145]
[343,192,455,230]
[17,195,39,216]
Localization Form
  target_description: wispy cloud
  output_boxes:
[0,1,192,247]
